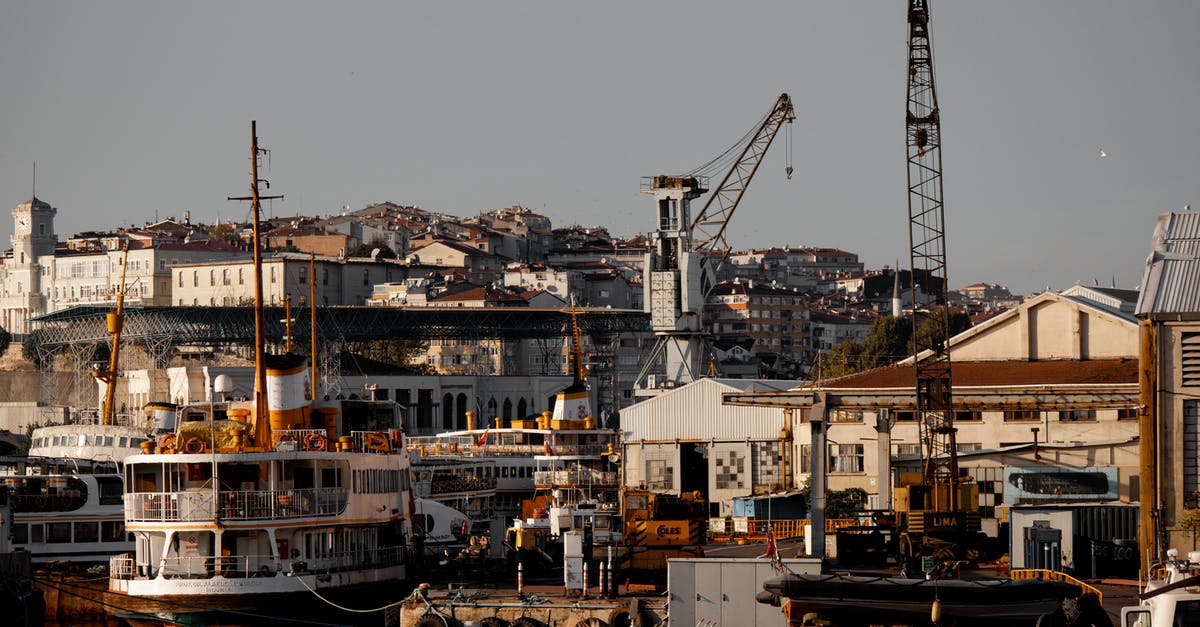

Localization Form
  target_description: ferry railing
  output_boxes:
[534,468,619,488]
[126,487,349,522]
[351,430,398,453]
[109,553,135,579]
[111,546,408,581]
[410,440,611,458]
[1009,568,1103,606]
[273,428,327,449]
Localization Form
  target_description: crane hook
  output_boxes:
[785,165,794,180]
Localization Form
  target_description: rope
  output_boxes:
[293,572,401,614]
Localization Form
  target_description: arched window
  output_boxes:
[516,398,527,420]
[442,393,454,430]
[487,398,498,421]
[502,398,512,420]
[456,393,468,430]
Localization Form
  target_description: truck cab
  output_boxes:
[1121,549,1200,627]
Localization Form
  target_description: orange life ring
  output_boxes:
[364,432,390,452]
[305,433,328,451]
[184,437,206,454]
[160,434,177,453]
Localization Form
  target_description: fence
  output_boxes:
[126,487,349,522]
[1009,568,1103,605]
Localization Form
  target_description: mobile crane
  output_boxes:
[892,0,985,564]
[635,93,794,393]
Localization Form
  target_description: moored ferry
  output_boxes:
[2,458,132,563]
[108,393,411,601]
[107,122,413,618]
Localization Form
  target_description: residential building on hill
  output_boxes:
[704,279,810,377]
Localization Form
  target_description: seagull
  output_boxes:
[1099,148,1107,158]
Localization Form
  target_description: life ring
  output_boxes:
[364,432,390,452]
[184,437,206,454]
[305,433,328,451]
[160,434,177,453]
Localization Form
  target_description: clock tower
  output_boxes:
[3,196,56,334]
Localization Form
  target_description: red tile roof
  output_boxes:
[817,358,1137,388]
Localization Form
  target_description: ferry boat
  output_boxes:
[107,122,413,620]
[1,456,132,564]
[1121,548,1200,627]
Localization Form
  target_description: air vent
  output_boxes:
[1183,332,1200,387]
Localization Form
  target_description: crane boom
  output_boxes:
[906,1,958,495]
[636,94,794,392]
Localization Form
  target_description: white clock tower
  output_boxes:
[3,196,56,334]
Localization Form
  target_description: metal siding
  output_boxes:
[1138,212,1200,315]
[620,378,793,441]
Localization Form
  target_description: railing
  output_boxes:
[534,468,618,488]
[409,439,613,458]
[707,517,860,543]
[273,428,327,450]
[109,546,408,581]
[126,487,349,522]
[1009,568,1102,605]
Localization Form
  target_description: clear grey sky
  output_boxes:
[2,1,1197,295]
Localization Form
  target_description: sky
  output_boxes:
[1,1,1197,296]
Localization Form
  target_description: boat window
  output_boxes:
[119,437,129,448]
[75,522,99,543]
[12,524,27,544]
[30,524,43,544]
[96,476,124,505]
[85,435,95,446]
[104,436,114,446]
[102,521,125,543]
[47,522,72,543]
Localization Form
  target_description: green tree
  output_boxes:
[21,329,48,370]
[347,240,396,260]
[0,324,11,356]
[813,340,865,380]
[914,308,972,354]
[1180,509,1200,550]
[861,316,913,370]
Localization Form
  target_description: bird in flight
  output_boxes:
[1099,148,1108,158]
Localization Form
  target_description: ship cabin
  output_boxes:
[112,397,411,586]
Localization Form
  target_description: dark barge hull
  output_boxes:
[761,573,1081,626]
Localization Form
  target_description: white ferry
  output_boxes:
[107,123,413,618]
[2,458,132,563]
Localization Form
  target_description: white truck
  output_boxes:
[1121,549,1200,627]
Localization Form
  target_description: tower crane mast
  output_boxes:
[892,0,987,564]
[635,94,794,393]
[906,0,958,500]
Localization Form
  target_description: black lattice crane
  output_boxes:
[906,0,959,502]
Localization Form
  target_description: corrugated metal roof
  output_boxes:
[619,378,797,442]
[1136,212,1200,315]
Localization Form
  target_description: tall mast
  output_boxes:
[906,1,958,496]
[228,121,283,448]
[98,242,130,426]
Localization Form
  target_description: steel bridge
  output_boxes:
[29,305,649,348]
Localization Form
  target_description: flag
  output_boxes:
[475,430,489,447]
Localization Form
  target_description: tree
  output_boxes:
[861,316,913,370]
[913,308,972,354]
[797,477,869,519]
[0,324,10,356]
[1180,509,1200,550]
[347,240,396,260]
[21,329,48,370]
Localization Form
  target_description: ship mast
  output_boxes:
[228,121,283,449]
[96,242,130,426]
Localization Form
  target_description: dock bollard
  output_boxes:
[599,562,607,598]
[517,562,524,597]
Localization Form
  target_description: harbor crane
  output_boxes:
[894,0,984,563]
[635,94,795,393]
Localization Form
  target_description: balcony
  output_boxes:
[126,487,350,523]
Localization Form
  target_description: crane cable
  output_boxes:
[681,107,774,180]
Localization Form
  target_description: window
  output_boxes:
[1004,410,1040,422]
[1058,410,1097,422]
[955,411,982,422]
[101,521,125,542]
[210,270,215,286]
[193,270,198,287]
[896,411,917,422]
[178,273,183,287]
[829,443,864,473]
[1117,408,1138,421]
[646,459,673,490]
[830,410,863,423]
[895,443,922,458]
[47,522,72,543]
[956,442,982,453]
[74,521,99,542]
[222,269,231,286]
[1185,400,1199,508]
[239,268,244,285]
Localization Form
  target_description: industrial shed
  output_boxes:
[619,378,798,517]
